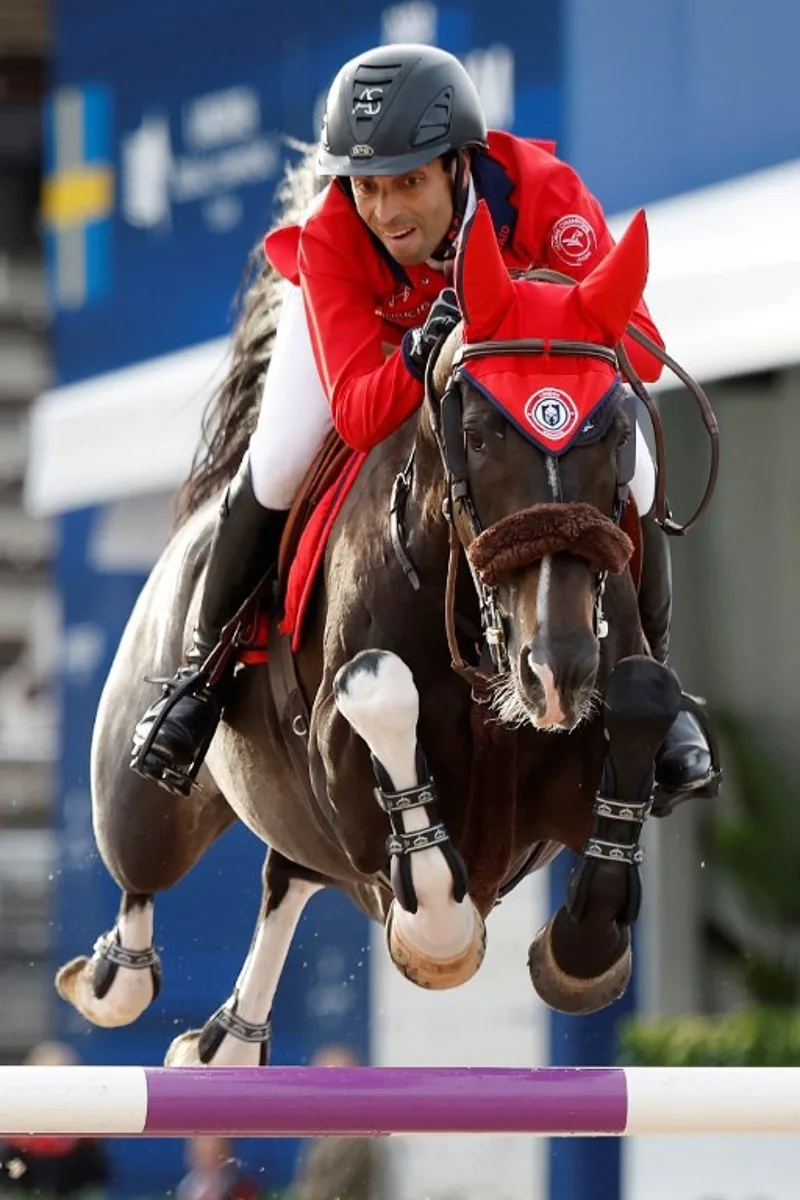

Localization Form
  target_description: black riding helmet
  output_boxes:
[317,43,488,177]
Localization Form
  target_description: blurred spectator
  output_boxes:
[176,1137,260,1200]
[0,1041,112,1200]
[289,1045,390,1200]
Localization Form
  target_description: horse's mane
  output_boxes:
[175,145,323,526]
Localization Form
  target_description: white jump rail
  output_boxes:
[0,1066,797,1137]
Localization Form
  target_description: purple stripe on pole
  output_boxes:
[144,1068,628,1136]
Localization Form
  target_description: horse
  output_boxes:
[54,173,715,1067]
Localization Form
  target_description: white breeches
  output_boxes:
[248,281,333,510]
[631,423,656,516]
[247,282,656,517]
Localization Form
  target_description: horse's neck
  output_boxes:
[353,415,451,613]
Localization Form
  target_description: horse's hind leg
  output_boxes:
[56,892,160,1028]
[334,649,485,990]
[165,847,325,1066]
[56,763,235,1028]
[528,657,681,1014]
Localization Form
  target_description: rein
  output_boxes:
[523,266,720,536]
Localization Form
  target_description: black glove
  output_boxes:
[403,288,461,380]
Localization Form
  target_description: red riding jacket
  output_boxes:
[264,130,664,454]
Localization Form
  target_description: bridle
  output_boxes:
[431,324,719,691]
[427,336,628,690]
[391,272,721,693]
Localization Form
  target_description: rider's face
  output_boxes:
[351,158,455,266]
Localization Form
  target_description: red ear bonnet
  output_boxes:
[451,206,650,454]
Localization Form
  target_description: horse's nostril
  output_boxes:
[520,648,551,710]
[520,652,545,707]
[530,636,598,696]
[569,639,601,697]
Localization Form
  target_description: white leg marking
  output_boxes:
[167,877,321,1067]
[118,902,153,952]
[233,878,321,1026]
[334,651,419,789]
[335,651,477,960]
[55,899,157,1028]
[94,901,157,1025]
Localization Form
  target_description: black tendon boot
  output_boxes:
[638,515,719,808]
[130,454,287,795]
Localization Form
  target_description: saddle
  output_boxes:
[264,428,353,784]
[275,428,353,598]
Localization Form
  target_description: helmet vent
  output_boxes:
[351,63,403,127]
[411,86,454,146]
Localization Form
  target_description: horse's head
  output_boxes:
[429,200,649,731]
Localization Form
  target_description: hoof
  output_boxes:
[55,938,160,1028]
[527,914,631,1015]
[386,899,486,990]
[164,1030,211,1067]
[165,1003,271,1067]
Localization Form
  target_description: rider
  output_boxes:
[132,43,714,800]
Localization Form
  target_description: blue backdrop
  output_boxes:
[565,0,800,211]
[49,0,563,380]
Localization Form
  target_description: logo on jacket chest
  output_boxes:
[376,285,432,325]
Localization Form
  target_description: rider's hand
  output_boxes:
[402,288,461,381]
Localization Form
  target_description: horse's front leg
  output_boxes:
[528,655,681,1014]
[334,649,485,990]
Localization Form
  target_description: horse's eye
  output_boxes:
[465,429,485,454]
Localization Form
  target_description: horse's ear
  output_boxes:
[577,209,649,344]
[454,200,515,340]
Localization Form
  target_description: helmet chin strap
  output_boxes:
[430,150,472,263]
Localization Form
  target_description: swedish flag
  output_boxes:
[42,85,115,310]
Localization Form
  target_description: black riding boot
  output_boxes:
[639,514,715,800]
[131,454,287,796]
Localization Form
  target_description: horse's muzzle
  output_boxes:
[518,628,600,730]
